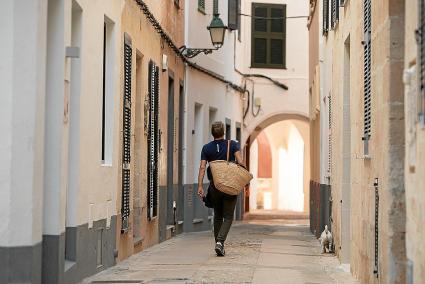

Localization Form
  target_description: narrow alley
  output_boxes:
[82,220,357,284]
[2,0,425,283]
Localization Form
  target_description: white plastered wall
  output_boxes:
[43,0,123,236]
[183,0,244,185]
[237,0,310,144]
[0,0,48,247]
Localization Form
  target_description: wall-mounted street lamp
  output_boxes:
[180,0,227,58]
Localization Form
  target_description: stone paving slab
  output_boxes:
[81,221,358,284]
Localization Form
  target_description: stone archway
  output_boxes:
[244,113,310,216]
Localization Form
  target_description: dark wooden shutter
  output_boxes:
[363,0,372,140]
[147,61,160,220]
[331,0,339,29]
[228,0,238,30]
[251,3,286,68]
[121,38,132,232]
[323,0,329,34]
[419,0,425,123]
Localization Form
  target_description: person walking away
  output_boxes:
[197,121,245,256]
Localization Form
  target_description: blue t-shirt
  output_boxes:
[201,139,240,180]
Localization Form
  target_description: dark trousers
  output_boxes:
[209,183,237,244]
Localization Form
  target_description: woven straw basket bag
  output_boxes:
[209,140,253,195]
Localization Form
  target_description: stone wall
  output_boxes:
[404,0,425,282]
[319,0,407,282]
[118,0,186,260]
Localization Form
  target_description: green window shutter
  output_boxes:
[270,39,283,64]
[254,6,267,32]
[254,38,267,63]
[251,3,286,68]
[228,0,238,30]
[271,8,284,33]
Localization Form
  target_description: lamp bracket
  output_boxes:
[179,45,218,58]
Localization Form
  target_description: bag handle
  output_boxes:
[226,140,231,162]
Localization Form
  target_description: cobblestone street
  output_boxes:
[82,221,357,284]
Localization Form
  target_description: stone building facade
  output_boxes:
[117,0,186,260]
[403,0,425,282]
[309,0,425,283]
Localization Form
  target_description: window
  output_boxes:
[228,0,238,30]
[198,0,205,14]
[251,3,286,68]
[323,0,329,35]
[331,0,339,29]
[363,0,372,155]
[102,17,115,164]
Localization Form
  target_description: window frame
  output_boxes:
[251,3,287,69]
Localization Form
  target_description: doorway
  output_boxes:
[133,52,143,245]
[167,74,175,226]
[340,36,351,263]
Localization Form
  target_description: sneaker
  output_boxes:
[215,242,225,256]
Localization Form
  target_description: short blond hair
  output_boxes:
[211,121,224,138]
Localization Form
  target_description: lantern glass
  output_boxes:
[209,26,226,48]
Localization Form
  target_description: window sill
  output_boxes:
[250,65,287,70]
[198,8,206,15]
[101,163,113,167]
